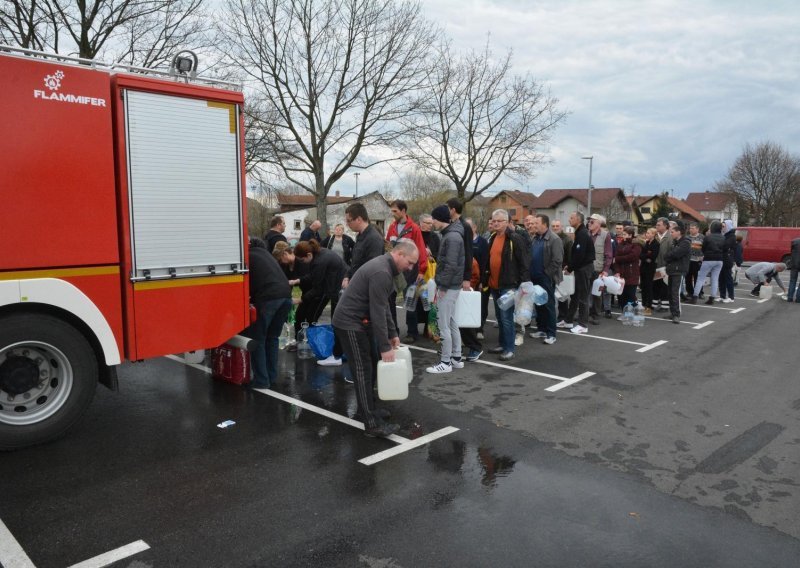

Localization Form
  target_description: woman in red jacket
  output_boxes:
[612,227,642,314]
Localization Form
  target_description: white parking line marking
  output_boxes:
[683,303,742,312]
[405,344,575,382]
[556,330,648,347]
[358,427,460,466]
[67,541,150,568]
[636,340,668,353]
[609,311,706,326]
[165,354,211,373]
[757,298,770,303]
[545,372,595,393]
[730,307,746,314]
[0,517,36,568]
[692,321,715,330]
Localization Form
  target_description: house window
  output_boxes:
[294,220,301,231]
[500,196,507,204]
[640,207,650,213]
[509,208,517,217]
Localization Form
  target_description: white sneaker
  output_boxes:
[556,320,573,329]
[515,333,524,346]
[716,297,725,302]
[476,332,485,340]
[543,336,557,345]
[317,355,342,367]
[723,298,734,303]
[450,359,465,369]
[570,325,588,334]
[426,361,452,374]
[529,331,546,338]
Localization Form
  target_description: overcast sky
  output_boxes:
[343,0,800,199]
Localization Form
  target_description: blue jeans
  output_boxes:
[491,288,516,353]
[788,269,800,301]
[532,275,557,338]
[248,297,293,387]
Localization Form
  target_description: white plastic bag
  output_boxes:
[591,277,604,296]
[513,282,535,325]
[603,276,624,295]
[556,274,575,297]
[532,285,548,306]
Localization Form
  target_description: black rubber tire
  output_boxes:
[0,313,98,450]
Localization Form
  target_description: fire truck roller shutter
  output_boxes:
[0,278,119,449]
[124,90,244,280]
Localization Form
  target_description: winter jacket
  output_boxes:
[791,237,800,269]
[302,248,347,305]
[472,235,490,274]
[458,217,474,283]
[483,227,532,290]
[655,230,672,268]
[665,236,691,276]
[568,224,595,272]
[722,229,737,268]
[249,243,291,303]
[701,232,725,262]
[347,223,385,279]
[640,239,659,273]
[299,227,321,243]
[434,221,466,290]
[531,229,564,284]
[264,229,288,254]
[386,216,428,277]
[422,230,441,261]
[613,240,642,286]
[745,263,786,291]
[321,234,355,265]
[591,229,613,273]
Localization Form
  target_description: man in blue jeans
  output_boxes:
[483,209,531,361]
[245,238,293,389]
[528,214,563,345]
[788,237,800,302]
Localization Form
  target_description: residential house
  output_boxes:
[275,190,351,213]
[633,195,705,224]
[684,191,738,226]
[276,190,392,242]
[530,188,631,227]
[487,190,538,224]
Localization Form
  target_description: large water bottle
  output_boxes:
[420,288,431,311]
[497,289,516,310]
[622,302,634,326]
[404,284,418,310]
[296,322,315,359]
[280,322,293,349]
[633,304,645,327]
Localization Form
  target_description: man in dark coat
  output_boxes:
[664,221,691,324]
[562,211,595,334]
[264,216,288,253]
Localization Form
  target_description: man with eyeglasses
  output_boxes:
[342,202,385,289]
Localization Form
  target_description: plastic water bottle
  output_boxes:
[622,302,634,326]
[280,322,293,349]
[497,290,516,310]
[404,284,418,310]
[633,304,645,327]
[420,288,431,311]
[297,322,314,359]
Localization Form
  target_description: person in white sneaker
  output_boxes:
[563,212,594,335]
[426,205,465,373]
[528,214,562,345]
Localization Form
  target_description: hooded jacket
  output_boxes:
[435,221,466,290]
[722,220,737,268]
[665,235,691,276]
[701,221,725,261]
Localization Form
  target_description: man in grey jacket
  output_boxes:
[427,205,465,374]
[333,241,419,438]
[745,262,787,297]
[528,214,563,344]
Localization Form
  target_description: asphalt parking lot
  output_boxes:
[1,285,799,567]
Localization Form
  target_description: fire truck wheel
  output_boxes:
[0,313,98,450]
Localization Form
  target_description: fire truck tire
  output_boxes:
[0,313,98,450]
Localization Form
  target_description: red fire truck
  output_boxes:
[0,47,252,449]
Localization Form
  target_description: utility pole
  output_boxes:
[354,172,360,197]
[582,156,593,214]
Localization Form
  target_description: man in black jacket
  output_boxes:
[264,216,288,253]
[562,211,595,334]
[483,209,531,361]
[788,237,800,302]
[245,238,293,389]
[343,202,385,287]
[664,221,691,324]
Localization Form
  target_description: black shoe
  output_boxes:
[704,296,714,305]
[364,422,400,438]
[680,294,689,301]
[604,310,612,319]
[488,346,504,354]
[498,351,514,361]
[688,297,697,304]
[589,317,600,325]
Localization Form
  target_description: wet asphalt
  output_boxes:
[1,283,799,567]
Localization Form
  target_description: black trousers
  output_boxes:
[653,277,669,304]
[335,326,380,429]
[479,289,490,332]
[686,260,701,296]
[668,274,683,317]
[566,264,593,326]
[640,266,655,308]
[460,328,482,352]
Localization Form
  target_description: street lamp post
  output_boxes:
[353,172,360,197]
[582,156,593,215]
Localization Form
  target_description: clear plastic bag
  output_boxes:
[513,283,534,325]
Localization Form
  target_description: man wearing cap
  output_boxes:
[588,213,613,323]
[426,205,465,373]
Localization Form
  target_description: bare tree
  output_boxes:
[408,41,567,203]
[216,0,436,231]
[714,142,800,226]
[0,0,59,51]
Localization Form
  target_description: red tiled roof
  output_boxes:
[684,192,733,211]
[490,189,538,208]
[632,195,658,207]
[667,197,705,222]
[531,188,626,209]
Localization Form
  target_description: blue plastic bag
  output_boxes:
[307,324,335,359]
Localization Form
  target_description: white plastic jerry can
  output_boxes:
[377,359,409,400]
[394,345,414,383]
[759,285,773,300]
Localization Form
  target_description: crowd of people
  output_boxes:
[245,199,790,438]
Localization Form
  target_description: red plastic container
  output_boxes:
[211,344,251,385]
